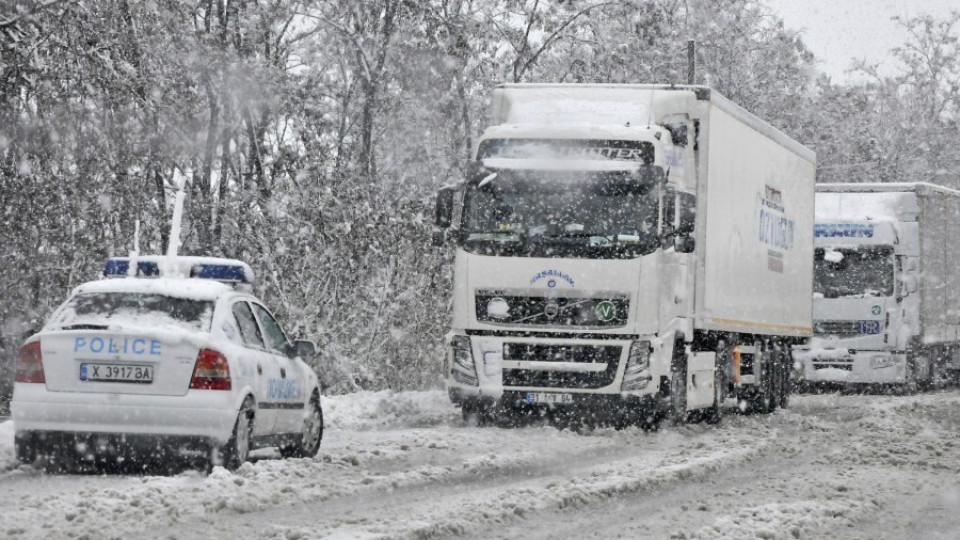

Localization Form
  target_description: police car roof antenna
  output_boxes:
[127,219,141,278]
[164,181,187,275]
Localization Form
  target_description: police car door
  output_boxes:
[231,300,280,436]
[250,303,303,434]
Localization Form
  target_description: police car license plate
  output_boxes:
[80,363,153,383]
[525,392,573,404]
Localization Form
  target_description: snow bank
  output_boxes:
[321,389,457,430]
[0,420,13,469]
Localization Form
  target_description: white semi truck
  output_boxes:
[795,183,960,389]
[434,84,816,427]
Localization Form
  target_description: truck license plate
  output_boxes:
[80,363,154,383]
[525,392,573,404]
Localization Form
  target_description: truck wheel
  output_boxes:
[705,365,723,424]
[749,345,776,414]
[462,400,496,427]
[670,342,688,425]
[220,397,254,471]
[280,392,323,459]
[779,349,791,408]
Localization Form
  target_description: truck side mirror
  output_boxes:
[677,192,696,235]
[435,187,454,228]
[674,192,696,253]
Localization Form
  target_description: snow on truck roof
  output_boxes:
[815,182,960,222]
[481,158,645,172]
[815,182,960,196]
[490,84,702,127]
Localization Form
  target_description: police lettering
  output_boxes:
[74,337,162,356]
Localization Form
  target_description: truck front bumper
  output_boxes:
[794,349,907,385]
[445,332,662,402]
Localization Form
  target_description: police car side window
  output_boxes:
[251,303,288,354]
[232,301,265,349]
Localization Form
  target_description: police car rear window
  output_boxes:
[52,292,214,332]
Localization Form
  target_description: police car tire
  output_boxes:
[222,397,254,471]
[14,434,37,464]
[280,392,323,458]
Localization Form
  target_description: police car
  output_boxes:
[11,256,323,471]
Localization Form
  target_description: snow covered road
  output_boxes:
[1,391,959,540]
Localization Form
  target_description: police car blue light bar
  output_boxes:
[190,264,250,283]
[103,256,254,284]
[103,258,161,277]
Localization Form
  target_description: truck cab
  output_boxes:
[795,184,937,389]
[436,84,815,428]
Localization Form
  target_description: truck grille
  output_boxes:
[814,320,860,336]
[813,320,883,336]
[475,294,628,327]
[501,344,621,389]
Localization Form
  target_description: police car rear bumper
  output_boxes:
[11,384,238,444]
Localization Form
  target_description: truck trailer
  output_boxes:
[794,182,960,390]
[434,84,816,427]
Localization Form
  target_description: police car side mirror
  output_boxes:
[435,187,455,228]
[292,339,317,359]
[432,228,450,247]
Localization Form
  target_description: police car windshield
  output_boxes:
[814,246,895,298]
[51,292,215,333]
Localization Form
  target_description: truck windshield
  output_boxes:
[459,168,661,259]
[813,246,894,298]
[50,292,215,333]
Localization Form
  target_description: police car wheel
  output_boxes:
[221,397,254,471]
[14,433,37,464]
[280,392,323,458]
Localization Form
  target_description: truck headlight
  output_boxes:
[621,340,652,391]
[450,336,478,386]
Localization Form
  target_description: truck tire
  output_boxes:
[749,343,776,414]
[670,341,688,425]
[462,400,496,427]
[779,348,791,409]
[705,363,724,424]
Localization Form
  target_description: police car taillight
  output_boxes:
[15,342,45,384]
[189,349,231,390]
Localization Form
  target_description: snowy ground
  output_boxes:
[1,391,960,540]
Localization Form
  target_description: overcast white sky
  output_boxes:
[765,0,959,82]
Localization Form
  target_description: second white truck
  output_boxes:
[434,84,816,427]
[795,182,960,390]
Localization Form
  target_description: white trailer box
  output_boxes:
[435,84,816,427]
[797,183,960,387]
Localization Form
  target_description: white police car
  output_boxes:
[11,256,323,471]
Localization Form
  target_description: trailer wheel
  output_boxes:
[749,343,776,414]
[779,348,791,408]
[670,341,688,425]
[705,364,724,424]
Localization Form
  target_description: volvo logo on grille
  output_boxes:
[544,301,560,319]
